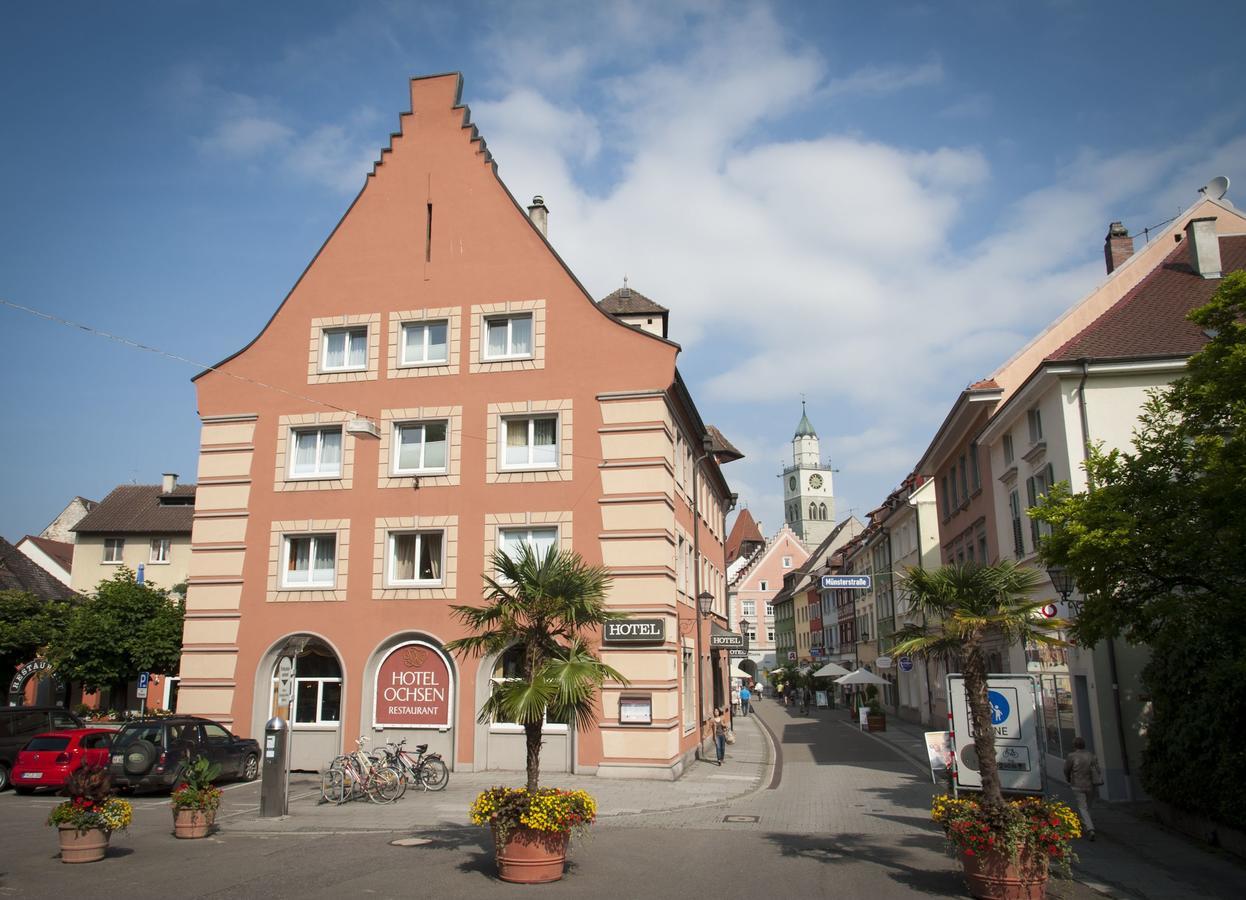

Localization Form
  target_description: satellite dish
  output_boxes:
[1199,175,1230,200]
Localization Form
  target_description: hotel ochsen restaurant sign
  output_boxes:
[374,643,452,728]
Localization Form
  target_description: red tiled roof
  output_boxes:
[726,509,764,562]
[706,424,744,462]
[1047,235,1246,363]
[21,535,74,571]
[969,379,1000,390]
[598,286,668,315]
[72,484,196,535]
[0,538,77,600]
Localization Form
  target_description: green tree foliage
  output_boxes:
[47,568,185,692]
[445,545,626,792]
[1034,271,1246,827]
[0,590,69,675]
[893,562,1064,810]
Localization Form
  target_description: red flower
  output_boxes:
[964,849,975,856]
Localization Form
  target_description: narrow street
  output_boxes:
[1,697,1099,898]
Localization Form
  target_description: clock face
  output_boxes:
[788,476,797,491]
[809,474,823,489]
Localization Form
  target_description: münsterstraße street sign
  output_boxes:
[820,575,872,590]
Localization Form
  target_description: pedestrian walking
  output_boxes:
[709,707,728,765]
[739,684,752,716]
[731,684,741,716]
[799,686,811,715]
[1063,736,1103,841]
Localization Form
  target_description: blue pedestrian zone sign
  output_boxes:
[989,690,1010,725]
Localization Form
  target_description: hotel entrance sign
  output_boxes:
[603,619,666,644]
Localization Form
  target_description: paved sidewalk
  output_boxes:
[856,711,1246,900]
[222,712,772,833]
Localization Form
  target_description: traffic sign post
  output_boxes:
[946,674,1044,794]
[136,672,150,700]
[276,656,295,709]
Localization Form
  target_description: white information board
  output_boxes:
[947,674,1043,793]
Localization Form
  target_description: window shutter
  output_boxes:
[1026,477,1039,547]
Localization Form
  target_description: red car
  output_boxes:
[10,729,114,793]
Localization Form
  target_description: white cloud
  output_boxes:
[822,59,944,98]
[199,116,294,158]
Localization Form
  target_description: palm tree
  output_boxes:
[445,544,627,792]
[891,562,1067,810]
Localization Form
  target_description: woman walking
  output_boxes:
[709,706,728,766]
[1064,736,1103,841]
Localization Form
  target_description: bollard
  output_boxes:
[260,716,290,818]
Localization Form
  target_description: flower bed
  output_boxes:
[470,787,597,845]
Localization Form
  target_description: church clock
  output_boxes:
[809,474,823,489]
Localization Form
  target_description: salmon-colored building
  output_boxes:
[176,74,738,778]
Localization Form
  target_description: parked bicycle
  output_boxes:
[373,738,449,799]
[320,737,402,805]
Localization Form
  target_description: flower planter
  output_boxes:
[959,847,1049,900]
[866,713,887,732]
[173,807,215,839]
[58,825,109,864]
[494,826,569,884]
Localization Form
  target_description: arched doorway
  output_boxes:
[363,635,456,770]
[472,647,572,773]
[254,635,344,771]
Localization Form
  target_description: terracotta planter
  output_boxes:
[58,825,109,864]
[867,713,887,732]
[494,826,570,883]
[959,847,1049,900]
[173,806,215,839]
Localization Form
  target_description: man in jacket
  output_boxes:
[1063,736,1103,841]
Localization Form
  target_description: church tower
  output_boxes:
[780,402,835,548]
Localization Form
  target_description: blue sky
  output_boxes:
[2,1,1245,542]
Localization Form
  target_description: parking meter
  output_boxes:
[260,716,290,817]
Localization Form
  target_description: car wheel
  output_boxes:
[241,753,259,781]
[123,739,159,776]
[0,764,9,792]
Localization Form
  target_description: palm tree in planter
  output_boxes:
[447,544,627,884]
[892,562,1082,897]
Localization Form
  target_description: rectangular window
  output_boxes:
[103,538,124,563]
[759,580,768,591]
[941,476,951,518]
[275,678,341,726]
[682,650,695,731]
[1003,433,1014,465]
[501,415,558,469]
[149,538,171,563]
[1027,464,1056,547]
[959,454,969,502]
[484,313,533,359]
[392,421,448,473]
[1027,407,1044,443]
[747,627,757,641]
[388,531,444,584]
[742,600,756,616]
[764,602,774,618]
[767,629,775,642]
[290,426,343,478]
[978,533,989,563]
[782,556,793,568]
[283,535,336,587]
[1009,491,1025,559]
[321,326,367,371]
[399,320,449,366]
[499,527,558,562]
[969,444,981,492]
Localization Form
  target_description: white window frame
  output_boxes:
[482,313,534,360]
[399,319,449,367]
[271,676,342,727]
[767,629,775,642]
[498,414,559,471]
[488,646,569,734]
[391,420,450,475]
[320,326,368,372]
[759,580,768,591]
[149,538,171,564]
[742,600,756,617]
[1027,408,1044,444]
[282,534,337,588]
[386,530,445,586]
[682,649,695,733]
[103,538,125,564]
[782,556,793,568]
[1003,432,1015,465]
[498,526,559,565]
[765,602,774,618]
[289,426,344,479]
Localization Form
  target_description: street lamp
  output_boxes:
[1046,564,1081,616]
[696,590,715,758]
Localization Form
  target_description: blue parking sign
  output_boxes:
[138,672,150,689]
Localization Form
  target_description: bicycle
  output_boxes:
[376,738,450,797]
[320,737,403,805]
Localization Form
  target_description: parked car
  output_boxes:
[108,716,260,791]
[0,706,85,792]
[10,729,114,794]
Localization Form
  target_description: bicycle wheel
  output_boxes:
[419,758,450,792]
[320,767,347,805]
[366,767,403,804]
[384,762,408,800]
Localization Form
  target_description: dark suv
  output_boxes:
[1,706,84,791]
[109,716,260,791]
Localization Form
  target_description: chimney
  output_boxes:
[527,195,548,237]
[1186,216,1222,278]
[162,473,177,494]
[1103,222,1134,274]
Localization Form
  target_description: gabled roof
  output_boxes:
[0,538,76,600]
[706,425,744,463]
[598,285,668,316]
[1046,235,1246,363]
[19,535,74,572]
[72,484,196,535]
[725,508,763,564]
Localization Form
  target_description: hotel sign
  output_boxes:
[710,632,744,648]
[603,618,666,644]
[374,643,452,728]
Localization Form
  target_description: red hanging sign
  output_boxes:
[374,643,452,728]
